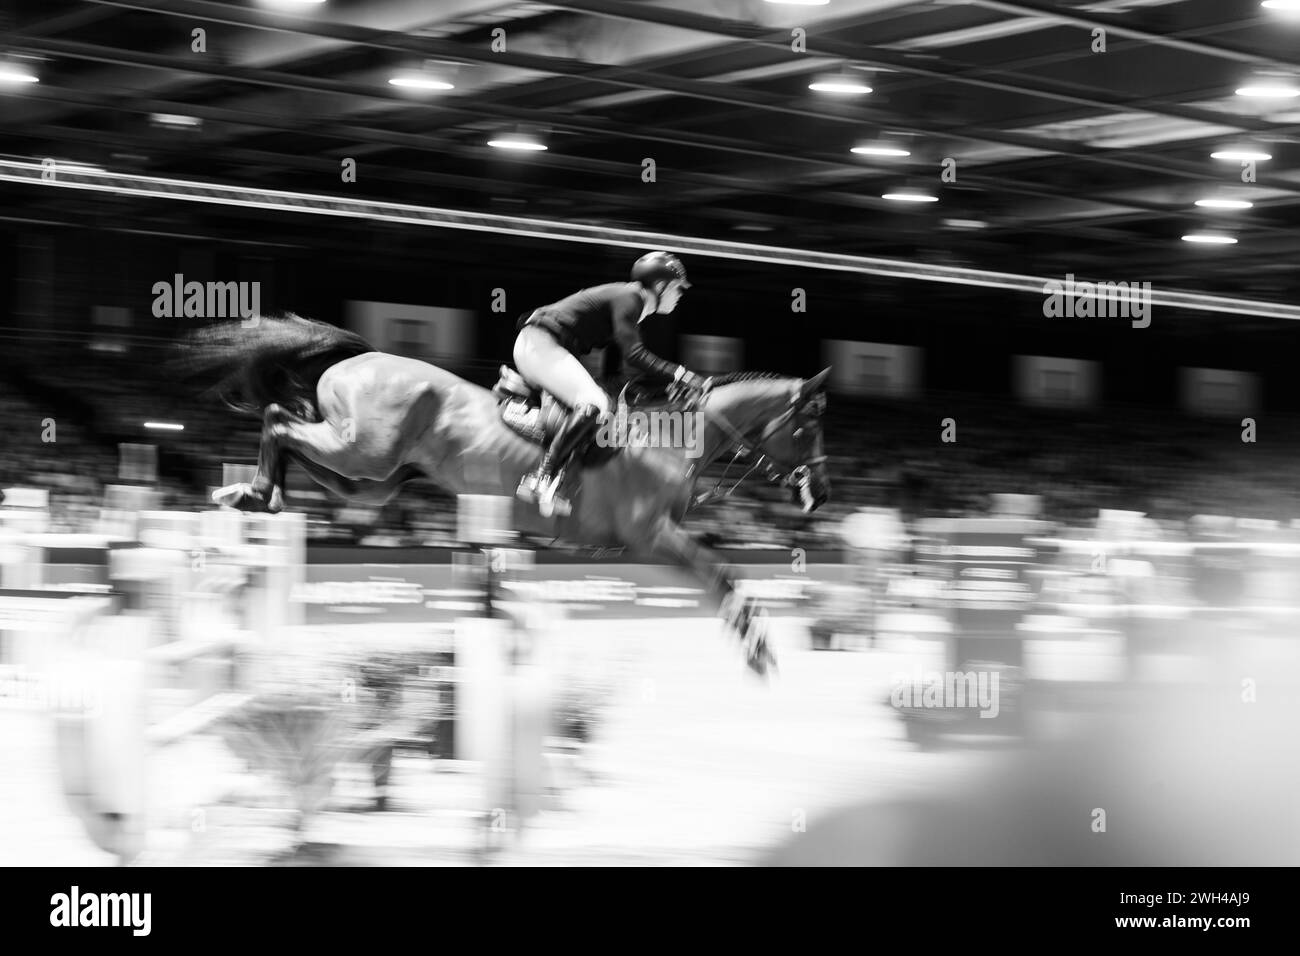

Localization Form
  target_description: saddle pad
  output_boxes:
[500,395,567,445]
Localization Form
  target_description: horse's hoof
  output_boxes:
[212,482,248,508]
[746,643,777,679]
[212,482,270,512]
[516,475,540,504]
[540,494,570,518]
[536,478,570,518]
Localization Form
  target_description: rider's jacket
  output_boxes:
[518,282,679,382]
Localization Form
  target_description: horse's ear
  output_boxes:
[801,367,831,398]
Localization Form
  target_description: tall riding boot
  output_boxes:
[518,403,602,511]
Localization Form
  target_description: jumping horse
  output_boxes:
[180,315,832,675]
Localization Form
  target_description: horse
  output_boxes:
[179,314,832,674]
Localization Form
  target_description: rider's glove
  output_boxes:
[671,367,708,405]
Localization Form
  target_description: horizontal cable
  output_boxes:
[1,159,1295,320]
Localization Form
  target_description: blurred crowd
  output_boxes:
[5,341,1300,549]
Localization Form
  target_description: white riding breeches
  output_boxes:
[513,325,612,414]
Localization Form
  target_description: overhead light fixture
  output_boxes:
[851,144,910,157]
[389,59,457,92]
[150,113,202,128]
[763,0,830,5]
[809,72,872,95]
[488,134,547,151]
[943,218,987,229]
[0,64,39,84]
[389,74,454,91]
[144,421,185,431]
[1211,147,1272,161]
[882,190,938,203]
[1235,82,1300,98]
[1182,233,1238,244]
[1194,198,1254,209]
[1261,1,1300,11]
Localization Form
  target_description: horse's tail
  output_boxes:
[174,313,376,419]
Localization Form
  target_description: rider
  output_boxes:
[513,251,707,512]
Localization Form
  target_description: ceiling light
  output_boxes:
[144,422,185,431]
[1194,198,1253,209]
[883,191,938,203]
[0,64,39,84]
[1235,82,1300,98]
[851,145,910,157]
[1182,233,1238,244]
[151,113,202,128]
[763,0,830,5]
[943,219,987,229]
[488,136,547,151]
[1261,1,1300,11]
[809,73,872,95]
[388,74,454,91]
[1211,148,1272,161]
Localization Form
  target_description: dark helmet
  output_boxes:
[631,251,691,289]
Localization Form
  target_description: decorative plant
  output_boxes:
[219,692,352,844]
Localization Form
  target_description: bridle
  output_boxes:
[690,383,828,509]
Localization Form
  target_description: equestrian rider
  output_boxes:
[513,251,707,513]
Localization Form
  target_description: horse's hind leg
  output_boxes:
[216,402,383,513]
[642,516,776,676]
[215,378,432,512]
[214,403,301,513]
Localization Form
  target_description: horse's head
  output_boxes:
[723,368,831,514]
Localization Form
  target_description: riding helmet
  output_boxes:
[631,251,691,289]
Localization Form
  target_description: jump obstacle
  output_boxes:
[2,483,555,863]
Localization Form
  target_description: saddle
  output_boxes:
[492,365,620,466]
[492,365,560,444]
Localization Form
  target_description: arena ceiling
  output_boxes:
[2,0,1300,303]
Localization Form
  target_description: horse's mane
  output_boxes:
[709,371,789,386]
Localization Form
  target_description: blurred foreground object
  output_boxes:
[764,689,1300,865]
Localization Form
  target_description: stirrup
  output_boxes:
[537,470,572,518]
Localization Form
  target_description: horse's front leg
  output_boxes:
[642,516,776,677]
